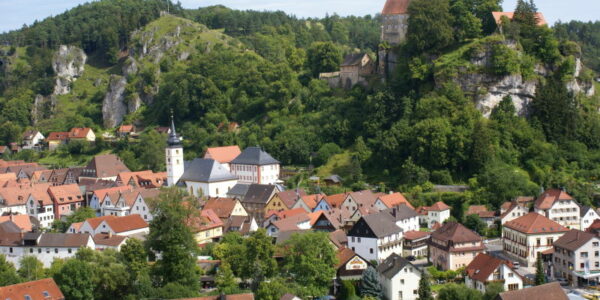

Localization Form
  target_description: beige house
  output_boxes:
[429,222,485,271]
[339,53,374,89]
[503,212,569,267]
[553,229,600,286]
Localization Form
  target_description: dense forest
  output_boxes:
[0,0,599,213]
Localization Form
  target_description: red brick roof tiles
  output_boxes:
[504,212,569,234]
[382,0,411,15]
[0,278,64,300]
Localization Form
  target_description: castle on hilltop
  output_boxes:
[379,0,412,77]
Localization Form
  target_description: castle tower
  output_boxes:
[166,115,184,187]
[381,0,411,45]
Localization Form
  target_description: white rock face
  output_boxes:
[102,75,128,128]
[52,45,87,95]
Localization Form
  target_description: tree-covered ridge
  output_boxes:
[555,21,600,73]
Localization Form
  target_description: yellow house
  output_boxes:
[189,209,224,245]
[264,189,306,215]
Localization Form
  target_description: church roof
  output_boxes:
[382,0,411,15]
[180,159,237,183]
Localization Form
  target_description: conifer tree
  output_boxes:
[418,271,433,300]
[359,266,383,299]
[535,256,546,285]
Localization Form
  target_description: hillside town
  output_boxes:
[1,0,600,298]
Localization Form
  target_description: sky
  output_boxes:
[0,0,598,33]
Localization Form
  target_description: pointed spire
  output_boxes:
[167,109,182,147]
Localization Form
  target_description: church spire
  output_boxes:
[167,110,182,147]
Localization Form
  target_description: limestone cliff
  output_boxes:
[52,45,87,95]
[102,75,128,128]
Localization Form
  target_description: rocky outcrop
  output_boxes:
[567,58,595,97]
[31,94,57,125]
[102,75,128,128]
[52,45,87,95]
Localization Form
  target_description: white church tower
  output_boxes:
[166,115,184,187]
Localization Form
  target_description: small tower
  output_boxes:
[381,0,411,45]
[166,113,184,187]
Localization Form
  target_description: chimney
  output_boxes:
[108,232,113,238]
[392,208,397,218]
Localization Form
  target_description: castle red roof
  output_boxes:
[382,0,411,15]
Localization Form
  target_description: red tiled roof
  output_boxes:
[336,247,357,269]
[48,184,84,204]
[378,193,413,209]
[535,189,573,210]
[432,222,482,243]
[83,215,118,230]
[0,214,33,232]
[301,194,326,210]
[118,125,135,133]
[93,186,133,204]
[504,212,569,234]
[93,233,128,247]
[274,189,306,209]
[382,0,411,15]
[68,127,93,139]
[47,132,69,141]
[326,193,349,208]
[0,278,64,300]
[177,293,254,300]
[204,197,239,219]
[467,205,488,216]
[403,230,431,241]
[492,12,548,26]
[429,201,450,211]
[104,214,148,233]
[466,253,518,283]
[204,146,242,164]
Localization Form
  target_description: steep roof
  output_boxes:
[382,0,411,15]
[497,282,567,300]
[383,205,419,221]
[204,146,242,164]
[48,184,84,204]
[180,158,237,183]
[104,214,148,233]
[47,131,69,141]
[492,11,548,27]
[228,183,251,199]
[535,189,574,210]
[429,201,450,211]
[356,213,403,238]
[325,193,349,208]
[68,127,93,139]
[377,253,418,279]
[230,147,279,166]
[272,213,310,232]
[466,253,515,283]
[242,184,277,204]
[431,222,482,243]
[504,212,569,234]
[37,233,91,247]
[93,186,132,204]
[341,53,368,67]
[0,214,33,232]
[83,154,131,178]
[378,192,413,209]
[83,215,118,230]
[0,278,64,300]
[349,190,378,207]
[204,197,240,219]
[275,189,306,208]
[300,194,326,210]
[554,229,597,252]
[118,125,135,133]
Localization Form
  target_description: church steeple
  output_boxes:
[167,111,182,147]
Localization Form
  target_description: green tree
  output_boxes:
[359,266,383,299]
[241,229,278,289]
[0,254,21,286]
[306,42,342,77]
[483,282,504,300]
[53,259,95,300]
[53,206,96,232]
[464,214,487,235]
[531,77,578,143]
[256,277,294,300]
[216,261,238,294]
[340,280,360,300]
[418,271,433,300]
[450,0,482,41]
[408,0,455,53]
[137,130,167,172]
[535,256,546,285]
[146,187,201,290]
[119,238,148,278]
[18,256,46,282]
[438,283,483,300]
[283,232,337,298]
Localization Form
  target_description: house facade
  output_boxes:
[377,253,422,300]
[403,230,430,258]
[581,206,600,232]
[347,213,403,262]
[429,222,485,271]
[178,158,238,198]
[503,212,569,267]
[230,147,280,185]
[553,229,600,286]
[465,253,523,293]
[534,189,581,230]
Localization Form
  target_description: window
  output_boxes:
[537,238,541,246]
[370,248,374,254]
[508,273,514,277]
[55,248,58,254]
[400,279,405,284]
[508,284,519,291]
[38,248,41,254]
[68,248,72,254]
[582,252,589,258]
[594,242,599,247]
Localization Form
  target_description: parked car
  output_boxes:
[406,256,416,261]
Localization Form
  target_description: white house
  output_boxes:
[75,215,149,237]
[266,213,311,237]
[374,192,414,211]
[503,212,569,267]
[102,189,159,222]
[534,189,581,230]
[93,233,128,251]
[178,158,238,198]
[0,232,95,267]
[25,186,55,228]
[348,213,403,262]
[385,205,420,233]
[22,130,45,150]
[377,253,422,300]
[89,186,133,216]
[425,201,451,229]
[580,206,600,232]
[500,202,530,225]
[230,147,280,185]
[553,229,600,286]
[465,253,524,293]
